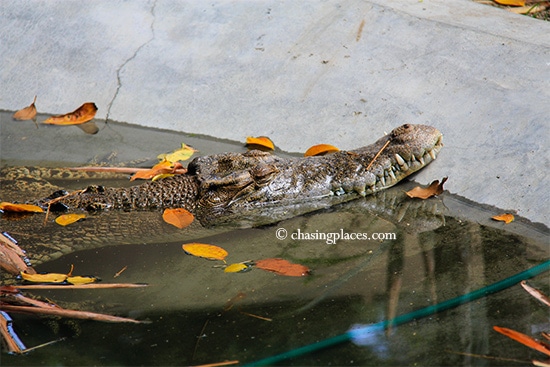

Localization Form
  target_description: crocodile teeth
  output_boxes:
[388,169,396,181]
[395,153,406,166]
[429,149,436,160]
[418,155,425,166]
[379,175,386,187]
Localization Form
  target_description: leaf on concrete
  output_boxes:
[162,208,194,229]
[246,136,275,150]
[43,102,98,125]
[255,258,311,277]
[491,213,514,224]
[182,243,228,262]
[405,177,448,199]
[13,96,37,121]
[55,213,86,226]
[304,144,340,157]
[0,202,44,213]
[494,0,525,6]
[157,143,197,163]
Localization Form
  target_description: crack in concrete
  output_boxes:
[105,0,157,123]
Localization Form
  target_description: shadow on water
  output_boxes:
[1,112,549,366]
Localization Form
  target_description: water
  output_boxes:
[1,112,549,366]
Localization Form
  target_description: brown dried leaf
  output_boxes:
[162,208,194,229]
[405,177,448,199]
[255,258,311,277]
[13,96,37,121]
[43,102,97,125]
[491,213,515,224]
[493,326,550,356]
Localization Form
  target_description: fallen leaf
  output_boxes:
[255,258,310,277]
[508,3,548,14]
[304,144,340,157]
[55,213,86,226]
[21,271,69,283]
[494,0,525,5]
[13,96,37,121]
[246,136,275,150]
[157,143,197,163]
[152,173,175,181]
[493,326,550,356]
[43,102,97,125]
[162,208,194,229]
[66,275,100,285]
[182,243,228,262]
[224,263,252,273]
[491,213,514,224]
[521,281,550,307]
[130,160,184,181]
[0,202,44,213]
[405,177,448,199]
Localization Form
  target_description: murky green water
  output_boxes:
[1,112,549,366]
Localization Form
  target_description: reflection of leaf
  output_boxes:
[43,102,98,125]
[55,213,86,226]
[182,243,228,262]
[304,144,340,157]
[493,326,550,356]
[157,143,197,163]
[491,213,514,224]
[255,258,310,277]
[405,177,448,199]
[13,96,37,121]
[162,208,194,229]
[246,136,275,150]
[224,263,252,273]
[0,202,44,213]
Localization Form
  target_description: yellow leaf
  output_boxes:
[182,243,228,262]
[0,202,44,213]
[494,0,525,6]
[246,136,275,150]
[55,213,86,226]
[162,208,194,229]
[304,144,340,157]
[152,173,175,181]
[224,263,251,273]
[43,102,97,125]
[13,96,37,121]
[66,275,100,285]
[130,160,183,181]
[157,143,197,163]
[492,213,515,224]
[21,271,68,283]
[405,177,448,199]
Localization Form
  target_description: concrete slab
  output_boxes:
[1,0,549,226]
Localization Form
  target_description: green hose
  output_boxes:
[244,259,550,366]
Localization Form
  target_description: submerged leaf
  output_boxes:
[246,136,275,150]
[304,144,340,157]
[0,202,44,213]
[405,177,448,199]
[55,213,86,226]
[493,326,550,356]
[224,263,252,273]
[43,102,98,125]
[157,143,197,163]
[491,213,514,224]
[13,96,37,121]
[162,208,194,229]
[182,243,228,262]
[255,258,310,277]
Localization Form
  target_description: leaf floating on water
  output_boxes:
[224,262,252,273]
[0,202,44,213]
[491,213,514,224]
[182,243,228,262]
[130,160,185,181]
[405,177,448,199]
[245,136,275,150]
[255,258,311,277]
[13,96,37,121]
[21,271,69,284]
[43,102,98,125]
[66,275,100,285]
[521,281,550,307]
[493,326,550,356]
[157,143,197,163]
[162,208,194,229]
[55,213,86,226]
[494,0,525,5]
[304,144,340,157]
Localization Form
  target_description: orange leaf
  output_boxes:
[43,102,97,125]
[13,96,37,121]
[162,208,194,229]
[304,144,340,157]
[255,258,310,277]
[182,243,228,262]
[55,213,86,226]
[0,202,43,213]
[494,0,525,5]
[493,326,550,356]
[130,160,183,181]
[405,177,448,199]
[246,136,275,150]
[491,213,514,224]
